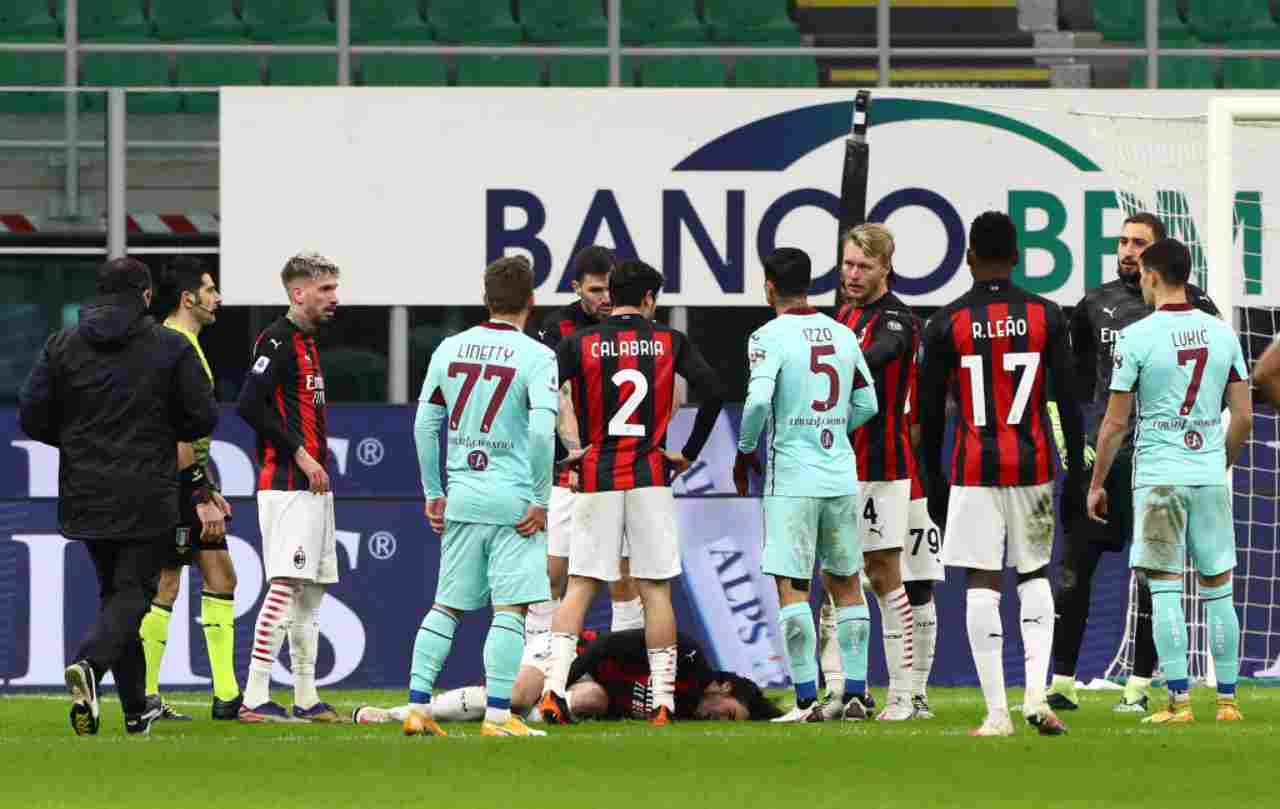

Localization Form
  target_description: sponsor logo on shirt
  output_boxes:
[467,450,489,471]
[252,356,270,374]
[1184,430,1204,450]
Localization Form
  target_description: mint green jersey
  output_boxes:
[1110,304,1246,487]
[738,309,877,497]
[419,321,559,524]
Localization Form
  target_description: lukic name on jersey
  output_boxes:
[1171,328,1209,348]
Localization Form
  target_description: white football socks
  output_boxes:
[520,599,559,674]
[432,686,487,721]
[1017,577,1055,716]
[244,580,296,708]
[818,600,844,698]
[876,586,914,701]
[967,588,1008,715]
[546,632,577,697]
[289,582,325,710]
[647,645,677,712]
[610,597,645,632]
[911,599,938,698]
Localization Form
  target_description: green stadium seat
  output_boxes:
[351,0,434,44]
[243,0,334,43]
[151,1,246,41]
[79,1,153,41]
[0,52,64,113]
[521,0,608,44]
[429,0,522,43]
[547,57,634,86]
[176,54,262,113]
[80,54,179,113]
[640,52,727,87]
[268,55,338,85]
[703,0,800,43]
[1186,0,1276,43]
[1092,0,1189,43]
[358,55,448,85]
[731,54,819,87]
[1129,54,1217,88]
[621,1,705,44]
[0,0,61,41]
[1223,40,1280,88]
[454,54,543,86]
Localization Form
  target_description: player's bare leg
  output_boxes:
[864,548,914,720]
[241,577,302,722]
[540,575,601,724]
[195,548,242,718]
[138,567,192,720]
[822,572,872,721]
[904,580,937,718]
[634,577,678,725]
[609,559,644,632]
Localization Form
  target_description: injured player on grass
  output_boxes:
[354,630,782,724]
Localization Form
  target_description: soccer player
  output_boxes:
[524,246,644,681]
[735,247,879,722]
[356,630,782,724]
[1088,238,1251,724]
[236,251,341,723]
[1048,212,1220,714]
[919,211,1085,737]
[403,256,557,738]
[827,223,919,722]
[139,258,241,720]
[538,259,725,726]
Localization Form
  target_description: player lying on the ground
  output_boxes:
[355,630,781,723]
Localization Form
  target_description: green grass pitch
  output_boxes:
[2,686,1277,808]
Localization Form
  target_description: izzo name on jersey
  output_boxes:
[803,327,833,344]
[306,373,326,406]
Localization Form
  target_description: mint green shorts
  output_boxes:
[435,521,551,611]
[761,495,862,580]
[1130,485,1236,577]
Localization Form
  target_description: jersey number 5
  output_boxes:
[810,345,839,412]
[960,352,1040,427]
[447,362,515,433]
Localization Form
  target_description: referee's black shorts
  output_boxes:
[160,495,228,570]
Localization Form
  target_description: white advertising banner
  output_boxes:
[220,88,1280,307]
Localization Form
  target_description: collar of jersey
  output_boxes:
[481,320,518,331]
[1158,302,1194,312]
[781,306,818,316]
[162,317,196,341]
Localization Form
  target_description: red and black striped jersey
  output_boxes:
[557,314,724,493]
[539,300,598,488]
[907,366,925,500]
[568,630,715,719]
[836,292,918,482]
[918,278,1082,487]
[236,316,328,492]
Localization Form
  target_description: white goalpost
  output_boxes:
[1080,96,1280,686]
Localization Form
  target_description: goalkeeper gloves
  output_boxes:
[1046,401,1096,470]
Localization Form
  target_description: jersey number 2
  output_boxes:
[447,362,515,433]
[609,369,649,437]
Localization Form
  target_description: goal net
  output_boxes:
[1079,99,1280,685]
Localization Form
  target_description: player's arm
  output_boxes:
[236,338,302,457]
[18,335,60,447]
[917,315,954,525]
[675,334,726,463]
[847,350,878,431]
[415,357,448,502]
[1251,335,1280,407]
[1226,340,1253,466]
[1046,306,1085,480]
[171,342,218,442]
[1089,392,1132,504]
[526,352,559,510]
[1068,299,1097,401]
[737,332,777,454]
[860,310,913,372]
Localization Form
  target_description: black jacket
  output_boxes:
[18,293,218,540]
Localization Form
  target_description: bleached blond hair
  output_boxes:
[280,250,340,288]
[843,223,895,271]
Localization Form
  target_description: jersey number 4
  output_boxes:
[448,362,514,433]
[960,352,1040,427]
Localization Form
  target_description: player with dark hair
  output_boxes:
[1047,212,1219,714]
[736,247,879,722]
[355,630,782,724]
[539,259,726,726]
[1089,237,1251,724]
[919,211,1085,737]
[138,257,240,720]
[236,251,341,723]
[524,246,645,683]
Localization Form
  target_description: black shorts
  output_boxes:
[160,497,228,570]
[1069,448,1134,553]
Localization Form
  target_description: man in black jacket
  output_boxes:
[19,257,218,736]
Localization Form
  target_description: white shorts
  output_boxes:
[940,483,1055,574]
[547,486,630,560]
[570,487,679,582]
[859,479,910,554]
[258,490,338,584]
[902,498,945,582]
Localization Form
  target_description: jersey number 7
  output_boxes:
[1177,347,1207,416]
[448,362,514,433]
